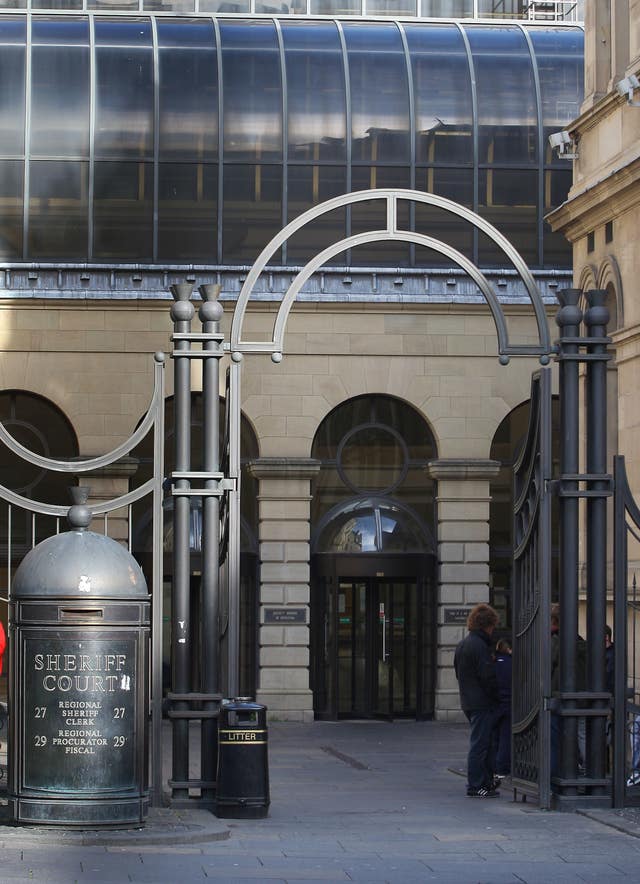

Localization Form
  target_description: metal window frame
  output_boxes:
[8,14,583,272]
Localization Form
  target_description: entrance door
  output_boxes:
[337,578,417,718]
[311,555,435,720]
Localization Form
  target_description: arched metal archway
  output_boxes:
[229,189,554,363]
[0,189,618,814]
[220,187,557,798]
[222,190,555,736]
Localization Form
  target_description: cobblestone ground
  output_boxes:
[0,720,640,883]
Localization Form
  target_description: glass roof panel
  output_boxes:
[221,19,282,162]
[405,23,473,166]
[343,22,410,165]
[282,20,346,163]
[465,24,538,165]
[529,27,584,164]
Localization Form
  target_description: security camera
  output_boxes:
[616,74,640,105]
[548,130,578,159]
[548,131,571,149]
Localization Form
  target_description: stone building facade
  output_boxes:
[547,0,638,587]
[0,8,583,721]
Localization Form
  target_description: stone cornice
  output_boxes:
[247,458,321,480]
[570,89,622,138]
[610,321,640,363]
[546,153,640,239]
[427,459,501,481]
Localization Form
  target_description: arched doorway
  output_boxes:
[310,394,437,720]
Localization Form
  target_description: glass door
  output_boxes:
[335,577,418,718]
[337,580,368,716]
[311,554,435,720]
[374,580,418,717]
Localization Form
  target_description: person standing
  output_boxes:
[0,618,6,735]
[494,637,512,778]
[605,625,614,697]
[454,603,501,798]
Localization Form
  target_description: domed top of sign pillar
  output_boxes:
[12,487,148,599]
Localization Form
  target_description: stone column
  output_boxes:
[582,0,613,111]
[247,457,321,723]
[427,459,500,722]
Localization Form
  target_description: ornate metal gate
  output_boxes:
[0,354,166,805]
[511,367,552,809]
[613,454,640,807]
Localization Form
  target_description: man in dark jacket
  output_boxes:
[454,603,500,797]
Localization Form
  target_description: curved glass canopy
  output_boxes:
[314,498,434,553]
[0,16,582,269]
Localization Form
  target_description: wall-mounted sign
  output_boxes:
[264,607,307,624]
[443,607,470,625]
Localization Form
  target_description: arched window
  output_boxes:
[311,394,437,548]
[315,497,434,555]
[0,389,78,567]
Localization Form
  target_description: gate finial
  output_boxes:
[67,485,91,530]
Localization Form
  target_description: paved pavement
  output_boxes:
[1,720,640,882]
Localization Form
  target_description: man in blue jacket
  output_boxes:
[454,603,500,798]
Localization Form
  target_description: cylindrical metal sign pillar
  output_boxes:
[9,490,150,826]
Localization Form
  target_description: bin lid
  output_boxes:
[12,492,148,599]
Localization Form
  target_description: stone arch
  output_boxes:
[597,255,623,330]
[0,389,79,499]
[279,370,442,460]
[229,189,552,363]
[578,263,598,294]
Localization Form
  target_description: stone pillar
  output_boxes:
[247,457,321,723]
[427,459,500,722]
[582,0,613,111]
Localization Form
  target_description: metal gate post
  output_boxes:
[226,358,242,699]
[613,455,629,806]
[170,282,195,802]
[555,288,583,798]
[199,284,224,803]
[584,289,610,793]
[511,368,553,808]
[151,354,166,807]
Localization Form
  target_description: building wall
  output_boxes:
[0,296,552,719]
[548,0,639,505]
[0,12,584,724]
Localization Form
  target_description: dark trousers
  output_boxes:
[550,711,561,783]
[465,707,498,791]
[495,706,511,775]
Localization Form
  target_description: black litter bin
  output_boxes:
[215,698,269,819]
